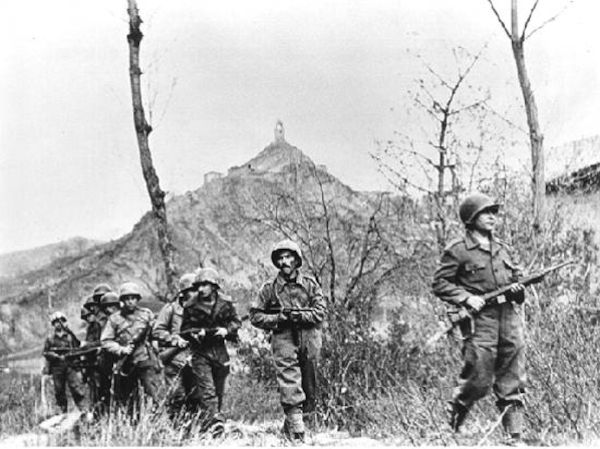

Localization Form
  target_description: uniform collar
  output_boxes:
[276,271,304,287]
[465,230,501,254]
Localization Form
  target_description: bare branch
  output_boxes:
[485,0,511,39]
[521,0,541,39]
[525,1,574,40]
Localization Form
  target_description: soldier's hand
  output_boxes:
[194,329,207,340]
[174,336,189,348]
[509,282,525,293]
[214,327,228,338]
[465,295,485,312]
[120,345,133,356]
[289,310,302,323]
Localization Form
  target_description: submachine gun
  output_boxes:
[425,259,575,348]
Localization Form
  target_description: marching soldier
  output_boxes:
[81,284,114,416]
[152,273,196,419]
[95,291,121,414]
[249,239,326,442]
[43,311,88,414]
[101,282,162,411]
[432,193,526,443]
[180,268,241,436]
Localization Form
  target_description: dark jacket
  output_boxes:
[432,231,523,306]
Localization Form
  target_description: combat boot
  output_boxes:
[282,412,305,442]
[502,404,524,444]
[447,401,469,433]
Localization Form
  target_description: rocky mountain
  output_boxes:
[0,237,101,279]
[0,128,401,356]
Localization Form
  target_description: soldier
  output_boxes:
[81,284,113,416]
[152,273,196,419]
[180,268,241,436]
[101,282,162,411]
[249,239,326,442]
[94,291,121,414]
[432,193,526,443]
[42,311,88,414]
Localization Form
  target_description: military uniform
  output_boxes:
[250,271,326,432]
[180,291,241,423]
[432,229,526,435]
[153,300,194,416]
[43,328,87,413]
[101,306,162,406]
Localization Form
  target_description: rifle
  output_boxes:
[157,327,220,364]
[425,259,575,348]
[113,324,151,376]
[47,342,103,359]
[159,315,249,364]
[252,307,314,316]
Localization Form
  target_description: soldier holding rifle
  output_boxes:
[180,267,241,436]
[432,193,529,443]
[152,273,196,419]
[101,282,161,409]
[250,239,327,442]
[43,311,88,414]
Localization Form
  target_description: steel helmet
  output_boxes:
[118,282,142,299]
[92,283,112,300]
[178,273,197,292]
[83,295,97,308]
[270,239,303,268]
[49,311,67,324]
[100,292,121,307]
[459,193,500,225]
[194,267,221,289]
[80,306,92,319]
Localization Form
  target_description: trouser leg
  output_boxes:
[212,362,230,413]
[164,363,187,417]
[67,368,87,411]
[52,369,68,413]
[453,307,499,409]
[272,332,305,438]
[189,353,219,424]
[495,303,526,435]
[139,365,162,404]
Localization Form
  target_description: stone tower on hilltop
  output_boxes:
[274,119,285,144]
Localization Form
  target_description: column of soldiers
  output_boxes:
[42,239,323,442]
[42,192,531,443]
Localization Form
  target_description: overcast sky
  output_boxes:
[1,0,598,254]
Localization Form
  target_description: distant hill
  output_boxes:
[0,237,101,279]
[0,132,403,356]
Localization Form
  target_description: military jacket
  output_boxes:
[43,330,80,369]
[152,300,190,367]
[250,271,326,331]
[85,321,103,343]
[432,231,522,306]
[101,306,155,366]
[180,292,241,354]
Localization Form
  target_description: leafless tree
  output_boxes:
[126,0,177,293]
[373,47,499,248]
[486,0,573,231]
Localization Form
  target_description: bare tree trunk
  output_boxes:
[126,0,177,294]
[511,0,545,231]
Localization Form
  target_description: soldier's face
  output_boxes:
[197,282,216,299]
[277,251,298,276]
[121,295,140,311]
[473,209,497,233]
[105,305,120,315]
